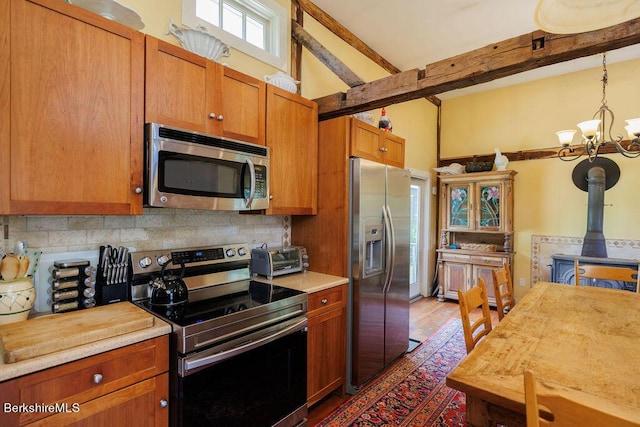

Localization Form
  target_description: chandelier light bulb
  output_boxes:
[556,130,577,147]
[577,119,601,139]
[624,125,634,139]
[624,118,640,137]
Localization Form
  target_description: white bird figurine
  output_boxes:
[494,148,509,171]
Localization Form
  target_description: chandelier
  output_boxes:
[555,53,640,162]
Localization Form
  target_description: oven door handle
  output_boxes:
[182,317,307,375]
[245,158,256,209]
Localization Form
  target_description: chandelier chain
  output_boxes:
[601,53,608,106]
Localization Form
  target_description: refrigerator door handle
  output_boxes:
[382,204,396,294]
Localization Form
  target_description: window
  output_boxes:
[183,0,288,70]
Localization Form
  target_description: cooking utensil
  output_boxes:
[16,255,29,278]
[150,259,188,306]
[1,255,20,280]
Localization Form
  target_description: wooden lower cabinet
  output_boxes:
[437,250,513,306]
[0,336,169,427]
[307,285,347,407]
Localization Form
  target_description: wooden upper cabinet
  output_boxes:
[382,132,406,168]
[265,85,318,215]
[440,171,516,234]
[221,67,266,145]
[145,35,266,145]
[349,118,405,168]
[0,0,144,215]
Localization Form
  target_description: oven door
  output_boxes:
[146,124,269,211]
[173,317,308,427]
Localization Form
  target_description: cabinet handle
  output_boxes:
[217,114,223,121]
[134,187,142,194]
[160,399,168,408]
[209,113,224,121]
[321,298,328,304]
[92,373,103,384]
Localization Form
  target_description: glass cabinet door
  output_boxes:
[447,184,472,230]
[476,182,502,231]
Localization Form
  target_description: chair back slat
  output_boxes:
[458,278,492,354]
[492,266,515,320]
[574,259,639,292]
[524,369,639,427]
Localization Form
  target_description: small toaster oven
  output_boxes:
[251,246,308,279]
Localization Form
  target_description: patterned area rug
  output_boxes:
[316,319,466,427]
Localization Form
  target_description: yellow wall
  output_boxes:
[125,0,640,301]
[442,59,640,299]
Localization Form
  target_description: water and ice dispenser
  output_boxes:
[363,224,383,277]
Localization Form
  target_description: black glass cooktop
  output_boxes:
[139,280,304,327]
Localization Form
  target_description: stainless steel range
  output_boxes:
[129,243,308,427]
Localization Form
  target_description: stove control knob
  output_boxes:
[138,256,153,269]
[157,255,171,266]
[225,248,236,258]
[237,247,247,256]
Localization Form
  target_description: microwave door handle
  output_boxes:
[245,159,256,209]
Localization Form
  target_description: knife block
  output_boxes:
[96,246,129,306]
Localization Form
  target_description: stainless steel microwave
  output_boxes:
[145,123,269,211]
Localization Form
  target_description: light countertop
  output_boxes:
[256,270,348,293]
[0,272,347,383]
[0,303,171,382]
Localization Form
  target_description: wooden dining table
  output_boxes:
[446,281,640,427]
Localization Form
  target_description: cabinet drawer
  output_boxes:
[440,252,471,262]
[0,336,168,426]
[468,255,509,266]
[308,285,347,316]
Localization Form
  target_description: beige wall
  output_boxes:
[441,58,640,299]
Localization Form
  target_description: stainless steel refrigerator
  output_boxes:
[347,157,411,392]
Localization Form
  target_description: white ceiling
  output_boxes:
[310,0,640,99]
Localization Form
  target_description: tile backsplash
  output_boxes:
[1,209,290,256]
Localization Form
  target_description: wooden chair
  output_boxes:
[524,369,639,427]
[574,259,640,292]
[457,278,492,354]
[492,266,515,321]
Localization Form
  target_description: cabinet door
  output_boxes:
[350,119,383,163]
[25,374,169,427]
[475,181,505,232]
[221,67,265,145]
[443,262,470,300]
[2,0,144,215]
[444,183,474,231]
[265,85,318,215]
[145,35,222,135]
[381,132,405,168]
[307,307,346,406]
[473,264,497,305]
[307,285,347,406]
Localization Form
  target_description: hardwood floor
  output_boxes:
[307,296,500,425]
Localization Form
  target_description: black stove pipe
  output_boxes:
[581,166,607,258]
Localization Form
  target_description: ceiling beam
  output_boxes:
[315,18,640,121]
[296,0,400,75]
[296,0,441,107]
[292,21,366,87]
